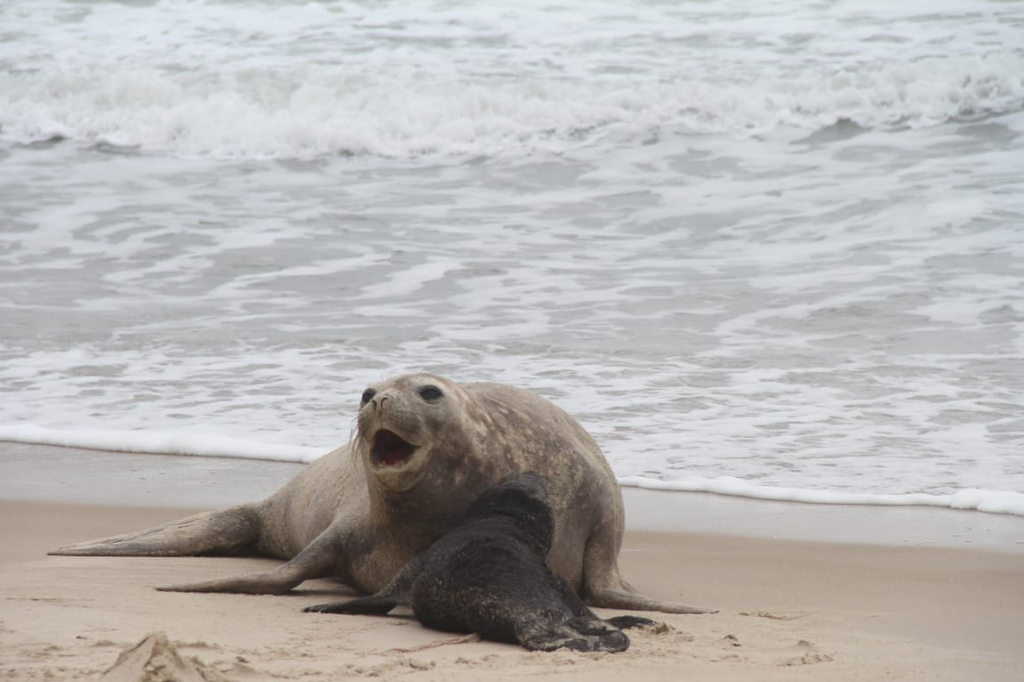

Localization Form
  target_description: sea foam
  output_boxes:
[0,425,322,463]
[618,475,1024,517]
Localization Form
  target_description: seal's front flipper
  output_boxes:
[305,557,418,615]
[49,506,260,557]
[604,615,659,630]
[304,595,398,615]
[588,585,716,615]
[157,525,340,594]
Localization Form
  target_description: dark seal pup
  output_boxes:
[305,472,657,652]
[51,373,712,614]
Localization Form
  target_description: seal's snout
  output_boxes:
[372,429,417,467]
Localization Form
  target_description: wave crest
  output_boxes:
[2,53,1022,160]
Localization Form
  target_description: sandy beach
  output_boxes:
[2,444,1022,681]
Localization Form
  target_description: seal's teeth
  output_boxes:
[373,430,416,467]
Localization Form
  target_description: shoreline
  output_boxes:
[1,442,1023,680]
[5,431,1022,516]
[3,442,1022,554]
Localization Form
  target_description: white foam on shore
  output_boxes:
[3,425,1021,518]
[618,476,1024,517]
[0,425,324,464]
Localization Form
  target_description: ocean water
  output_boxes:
[2,0,1023,516]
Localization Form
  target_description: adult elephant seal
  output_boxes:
[305,471,659,652]
[50,373,711,614]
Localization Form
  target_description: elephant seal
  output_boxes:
[305,471,658,652]
[50,373,711,614]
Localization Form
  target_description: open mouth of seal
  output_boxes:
[372,430,417,467]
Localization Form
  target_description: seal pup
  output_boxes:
[51,373,712,614]
[305,472,658,652]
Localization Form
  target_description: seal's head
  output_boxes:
[356,373,484,494]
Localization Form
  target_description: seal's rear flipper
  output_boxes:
[521,617,630,653]
[48,506,260,557]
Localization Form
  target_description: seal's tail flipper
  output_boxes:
[48,506,261,557]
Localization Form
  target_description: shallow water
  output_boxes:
[2,0,1023,514]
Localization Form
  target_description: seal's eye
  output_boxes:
[418,385,443,402]
[360,388,377,405]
